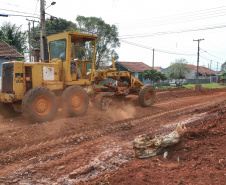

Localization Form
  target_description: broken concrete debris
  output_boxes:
[133,122,186,158]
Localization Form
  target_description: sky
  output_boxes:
[0,0,226,70]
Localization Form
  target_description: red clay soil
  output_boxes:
[91,108,226,185]
[0,87,226,184]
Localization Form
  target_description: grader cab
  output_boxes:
[0,31,155,123]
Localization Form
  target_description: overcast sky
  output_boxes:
[0,0,226,70]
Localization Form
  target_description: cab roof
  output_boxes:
[47,31,99,43]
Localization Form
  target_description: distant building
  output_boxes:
[154,66,164,72]
[114,61,163,84]
[185,64,220,79]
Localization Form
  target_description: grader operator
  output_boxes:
[0,31,155,123]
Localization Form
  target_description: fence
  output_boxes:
[143,78,215,86]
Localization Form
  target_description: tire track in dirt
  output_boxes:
[1,96,226,171]
[1,90,226,182]
[4,105,225,184]
[0,90,226,183]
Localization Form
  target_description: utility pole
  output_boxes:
[210,60,212,83]
[26,19,39,62]
[193,39,204,85]
[28,21,31,62]
[217,62,218,71]
[40,0,46,62]
[152,49,154,86]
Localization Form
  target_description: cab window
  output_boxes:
[49,39,66,61]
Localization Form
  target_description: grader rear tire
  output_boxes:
[22,87,58,123]
[0,103,22,118]
[61,86,89,117]
[138,85,155,107]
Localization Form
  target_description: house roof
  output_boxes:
[186,64,220,75]
[116,61,153,72]
[0,40,24,58]
[154,66,162,71]
[99,66,109,70]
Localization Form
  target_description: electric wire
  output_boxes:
[200,55,224,66]
[6,14,39,19]
[119,24,226,39]
[200,48,226,55]
[117,6,226,28]
[120,40,196,56]
[33,0,39,19]
[118,12,226,30]
[0,8,39,16]
[200,48,226,61]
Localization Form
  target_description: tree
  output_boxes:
[220,71,226,83]
[32,18,77,49]
[76,16,120,69]
[0,30,8,42]
[32,16,120,68]
[221,62,226,71]
[142,69,167,84]
[1,22,27,55]
[166,58,191,79]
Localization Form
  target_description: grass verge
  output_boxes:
[155,83,226,89]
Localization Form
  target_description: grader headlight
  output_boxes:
[9,94,15,101]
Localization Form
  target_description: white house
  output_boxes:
[185,64,220,79]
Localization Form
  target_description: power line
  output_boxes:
[33,0,39,19]
[4,14,39,19]
[119,24,226,39]
[117,6,226,28]
[0,8,39,16]
[200,55,224,66]
[201,48,226,55]
[0,1,40,13]
[200,48,225,61]
[120,40,196,56]
[118,12,226,30]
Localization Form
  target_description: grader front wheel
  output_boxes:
[22,87,58,123]
[138,85,155,107]
[61,86,89,117]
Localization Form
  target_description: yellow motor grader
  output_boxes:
[0,31,155,123]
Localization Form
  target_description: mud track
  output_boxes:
[0,88,226,184]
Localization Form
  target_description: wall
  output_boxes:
[115,64,128,72]
[0,58,8,77]
[184,70,196,79]
[131,72,138,78]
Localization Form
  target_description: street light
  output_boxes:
[45,2,56,10]
[40,1,56,61]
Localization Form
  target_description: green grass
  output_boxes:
[183,83,226,89]
[155,84,177,89]
[155,83,226,89]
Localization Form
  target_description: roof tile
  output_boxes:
[186,64,220,75]
[0,40,24,58]
[116,61,154,72]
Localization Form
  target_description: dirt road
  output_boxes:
[0,88,226,184]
